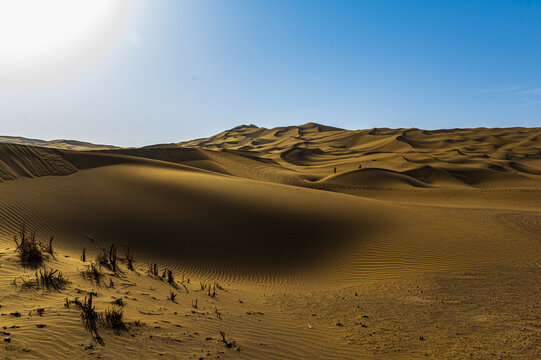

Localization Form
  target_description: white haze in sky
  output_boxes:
[0,0,134,89]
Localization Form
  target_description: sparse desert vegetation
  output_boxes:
[35,268,69,291]
[80,262,104,285]
[103,307,127,334]
[13,224,46,265]
[2,225,258,358]
[12,268,69,291]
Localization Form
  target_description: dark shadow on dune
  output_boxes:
[71,193,357,275]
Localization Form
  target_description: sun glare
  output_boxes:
[0,0,132,86]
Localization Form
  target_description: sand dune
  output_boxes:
[0,135,117,151]
[179,123,541,189]
[0,124,540,359]
[4,124,541,189]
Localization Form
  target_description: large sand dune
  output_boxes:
[0,124,540,359]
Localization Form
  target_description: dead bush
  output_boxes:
[36,268,68,291]
[13,224,43,265]
[81,262,104,285]
[102,308,127,334]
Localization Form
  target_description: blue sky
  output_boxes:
[0,0,540,146]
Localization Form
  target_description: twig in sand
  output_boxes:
[219,330,239,350]
[168,291,177,302]
[125,247,135,271]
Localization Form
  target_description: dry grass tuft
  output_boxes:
[64,297,83,310]
[44,236,54,257]
[13,224,57,266]
[96,244,119,273]
[81,262,104,285]
[109,244,118,273]
[148,263,159,276]
[14,224,43,265]
[36,268,68,291]
[219,330,239,350]
[103,308,127,334]
[112,298,125,307]
[13,268,69,291]
[81,294,99,333]
[125,247,134,271]
[97,249,108,266]
[167,269,174,284]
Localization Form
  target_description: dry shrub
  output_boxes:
[103,308,127,334]
[13,268,68,292]
[148,263,159,276]
[13,224,56,266]
[167,269,174,284]
[168,291,177,302]
[81,294,98,333]
[112,298,125,307]
[81,262,104,285]
[125,247,134,271]
[44,236,54,256]
[64,297,83,309]
[97,249,108,266]
[219,330,239,350]
[36,268,68,291]
[109,244,118,273]
[96,244,118,273]
[14,224,43,265]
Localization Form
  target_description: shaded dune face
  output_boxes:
[0,162,389,278]
[0,144,77,180]
[59,166,363,271]
[0,135,116,150]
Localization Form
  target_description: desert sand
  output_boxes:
[0,123,540,359]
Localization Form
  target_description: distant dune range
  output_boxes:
[1,123,540,284]
[1,124,540,359]
[0,135,117,151]
[3,123,541,188]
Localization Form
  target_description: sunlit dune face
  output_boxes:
[0,0,132,86]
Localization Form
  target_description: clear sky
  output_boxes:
[0,0,540,147]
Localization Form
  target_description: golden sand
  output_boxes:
[0,124,540,359]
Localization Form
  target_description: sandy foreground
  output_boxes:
[0,124,540,359]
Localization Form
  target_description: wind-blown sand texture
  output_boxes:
[0,123,540,359]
